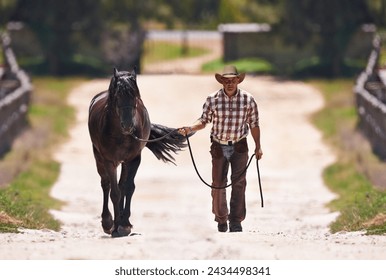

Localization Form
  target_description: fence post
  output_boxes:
[0,31,32,157]
[355,34,386,159]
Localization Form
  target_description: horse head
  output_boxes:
[108,67,140,135]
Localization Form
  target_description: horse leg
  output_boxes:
[115,162,130,237]
[117,155,141,237]
[100,176,114,234]
[94,149,114,234]
[104,163,122,238]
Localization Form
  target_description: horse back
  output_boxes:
[89,91,108,114]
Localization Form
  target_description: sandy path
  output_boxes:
[0,75,385,260]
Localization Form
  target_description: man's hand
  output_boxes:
[255,147,263,160]
[178,127,191,136]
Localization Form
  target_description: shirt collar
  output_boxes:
[221,88,239,99]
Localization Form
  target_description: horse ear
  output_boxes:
[131,66,137,78]
[113,67,119,78]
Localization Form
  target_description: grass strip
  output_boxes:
[310,79,386,235]
[0,77,85,232]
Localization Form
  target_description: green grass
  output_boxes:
[0,77,85,232]
[0,160,61,232]
[143,40,209,65]
[202,57,274,74]
[310,79,386,235]
[381,49,386,66]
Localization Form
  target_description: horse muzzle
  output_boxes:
[121,123,135,135]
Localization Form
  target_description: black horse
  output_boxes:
[88,68,185,237]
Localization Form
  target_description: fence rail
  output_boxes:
[0,31,32,157]
[355,35,386,159]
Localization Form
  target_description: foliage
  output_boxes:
[8,0,105,75]
[0,0,17,27]
[1,0,386,77]
[311,79,386,235]
[280,0,374,77]
[367,0,386,26]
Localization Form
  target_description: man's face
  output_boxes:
[222,77,239,94]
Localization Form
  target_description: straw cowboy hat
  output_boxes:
[215,65,245,84]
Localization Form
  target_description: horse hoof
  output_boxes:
[117,225,132,236]
[103,227,113,235]
[111,230,121,238]
[102,221,114,234]
[111,225,132,238]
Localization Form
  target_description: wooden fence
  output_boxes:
[355,35,386,159]
[0,32,32,157]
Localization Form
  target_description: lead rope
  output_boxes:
[130,129,178,143]
[131,130,264,207]
[185,135,264,208]
[256,159,264,208]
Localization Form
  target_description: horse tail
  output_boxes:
[146,123,187,165]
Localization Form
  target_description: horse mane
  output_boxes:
[107,68,141,107]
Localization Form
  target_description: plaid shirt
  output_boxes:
[199,89,259,142]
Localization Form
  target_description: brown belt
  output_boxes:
[211,136,246,146]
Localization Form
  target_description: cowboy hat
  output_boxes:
[215,65,245,84]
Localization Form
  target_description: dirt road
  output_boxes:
[0,75,385,259]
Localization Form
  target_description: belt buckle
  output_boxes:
[212,137,237,146]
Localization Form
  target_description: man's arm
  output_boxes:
[251,126,263,160]
[178,119,206,136]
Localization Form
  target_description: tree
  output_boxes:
[9,0,104,75]
[9,0,162,75]
[0,0,18,29]
[280,0,373,77]
[367,0,386,27]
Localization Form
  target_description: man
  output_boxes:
[179,65,263,232]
